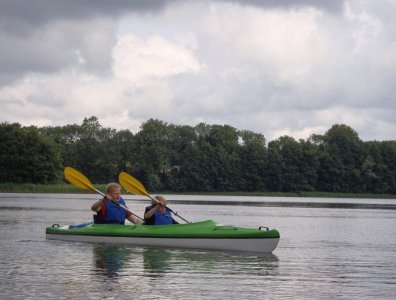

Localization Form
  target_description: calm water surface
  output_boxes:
[0,193,395,299]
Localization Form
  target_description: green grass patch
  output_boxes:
[0,183,107,193]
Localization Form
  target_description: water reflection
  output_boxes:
[92,244,279,280]
[143,249,173,277]
[141,247,280,277]
[93,245,132,278]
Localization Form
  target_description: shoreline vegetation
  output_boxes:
[2,119,396,196]
[0,183,395,199]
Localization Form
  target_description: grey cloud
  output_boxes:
[0,19,116,85]
[0,0,345,85]
[0,0,168,26]
[0,0,169,84]
[223,0,345,12]
[0,0,343,25]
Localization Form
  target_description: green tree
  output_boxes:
[371,141,396,193]
[179,140,214,192]
[77,116,118,182]
[239,130,267,191]
[208,125,242,191]
[268,136,302,192]
[132,119,173,190]
[40,123,81,168]
[299,139,320,191]
[316,124,365,192]
[265,140,283,191]
[380,141,396,193]
[0,123,62,183]
[112,129,135,173]
[162,124,197,191]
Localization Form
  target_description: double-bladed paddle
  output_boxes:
[64,167,143,221]
[118,171,190,223]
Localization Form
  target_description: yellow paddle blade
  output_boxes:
[118,172,148,196]
[64,167,95,191]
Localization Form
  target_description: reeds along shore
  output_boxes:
[0,183,395,199]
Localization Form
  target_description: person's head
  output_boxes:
[105,183,121,201]
[153,195,167,211]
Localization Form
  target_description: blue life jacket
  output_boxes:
[104,198,127,225]
[153,209,173,225]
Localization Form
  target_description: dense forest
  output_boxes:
[1,116,395,194]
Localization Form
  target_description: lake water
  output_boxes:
[0,193,395,299]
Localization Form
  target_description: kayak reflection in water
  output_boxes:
[91,183,142,225]
[144,196,179,225]
[143,249,172,277]
[93,245,130,277]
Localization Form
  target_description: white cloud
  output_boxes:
[0,0,395,141]
[112,34,203,84]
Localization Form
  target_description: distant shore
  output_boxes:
[0,183,395,199]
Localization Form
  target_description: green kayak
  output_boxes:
[46,220,280,253]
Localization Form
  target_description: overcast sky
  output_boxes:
[1,0,395,141]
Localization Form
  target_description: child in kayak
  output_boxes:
[91,183,142,225]
[144,195,179,225]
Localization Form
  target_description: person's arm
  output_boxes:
[91,197,106,212]
[91,193,113,212]
[127,214,143,224]
[144,205,159,219]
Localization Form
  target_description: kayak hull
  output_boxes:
[46,220,280,253]
[46,234,279,253]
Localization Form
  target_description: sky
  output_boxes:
[0,0,395,142]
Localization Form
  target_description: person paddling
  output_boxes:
[144,196,179,225]
[91,183,142,225]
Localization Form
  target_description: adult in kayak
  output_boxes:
[91,183,142,225]
[144,196,179,225]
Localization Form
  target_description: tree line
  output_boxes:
[1,116,395,194]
